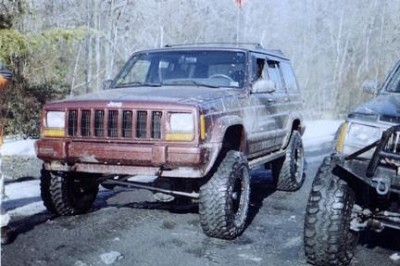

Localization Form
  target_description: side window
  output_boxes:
[280,62,299,92]
[251,56,268,82]
[267,61,286,92]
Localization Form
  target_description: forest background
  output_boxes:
[0,0,399,137]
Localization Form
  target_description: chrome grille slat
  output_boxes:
[385,131,400,154]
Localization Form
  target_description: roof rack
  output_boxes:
[165,42,265,50]
[164,43,285,57]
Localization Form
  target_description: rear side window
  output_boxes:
[280,62,299,92]
[267,61,286,92]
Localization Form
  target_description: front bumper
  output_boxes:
[36,139,220,178]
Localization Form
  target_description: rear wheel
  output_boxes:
[304,157,359,266]
[272,131,305,191]
[41,170,99,216]
[199,150,250,239]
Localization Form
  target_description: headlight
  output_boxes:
[43,111,65,137]
[346,123,381,145]
[166,113,194,141]
[46,111,65,128]
[336,122,382,153]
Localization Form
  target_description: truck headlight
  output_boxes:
[43,111,65,137]
[347,123,381,144]
[336,122,381,153]
[166,113,194,141]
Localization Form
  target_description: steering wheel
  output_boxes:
[209,74,234,82]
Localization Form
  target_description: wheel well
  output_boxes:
[222,125,244,153]
[291,119,301,132]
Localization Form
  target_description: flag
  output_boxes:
[234,0,246,8]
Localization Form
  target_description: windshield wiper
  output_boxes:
[163,80,219,88]
[115,82,161,87]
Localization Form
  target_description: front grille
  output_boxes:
[67,109,164,140]
[385,130,400,154]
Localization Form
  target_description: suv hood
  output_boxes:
[60,86,242,105]
[352,93,400,117]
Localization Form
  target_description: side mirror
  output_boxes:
[362,79,379,95]
[252,79,276,93]
[102,79,113,90]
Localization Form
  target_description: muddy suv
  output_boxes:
[36,43,305,239]
[304,60,400,265]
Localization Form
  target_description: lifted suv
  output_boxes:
[304,126,400,265]
[36,43,305,239]
[304,60,400,265]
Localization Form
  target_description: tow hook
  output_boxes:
[372,176,391,195]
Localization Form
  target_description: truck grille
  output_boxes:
[385,129,400,154]
[67,109,163,140]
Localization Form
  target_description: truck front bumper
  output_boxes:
[35,139,220,178]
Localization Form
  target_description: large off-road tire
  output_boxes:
[304,157,359,266]
[272,130,305,191]
[40,170,99,216]
[199,150,250,239]
[40,167,57,214]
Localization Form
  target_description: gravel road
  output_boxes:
[1,153,400,266]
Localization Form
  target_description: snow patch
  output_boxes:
[74,260,90,266]
[100,251,124,265]
[390,253,400,261]
[284,236,302,248]
[0,139,36,156]
[238,253,262,262]
[3,180,40,201]
[8,201,46,217]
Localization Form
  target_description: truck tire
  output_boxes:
[304,157,359,266]
[40,170,99,216]
[199,150,250,239]
[40,167,57,214]
[272,131,305,191]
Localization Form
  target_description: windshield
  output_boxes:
[114,50,246,88]
[384,63,400,92]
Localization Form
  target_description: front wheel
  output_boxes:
[199,150,250,239]
[304,157,359,266]
[41,170,99,216]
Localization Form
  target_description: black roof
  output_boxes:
[135,43,287,60]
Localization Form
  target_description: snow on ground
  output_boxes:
[1,139,36,157]
[0,120,342,220]
[303,119,342,152]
